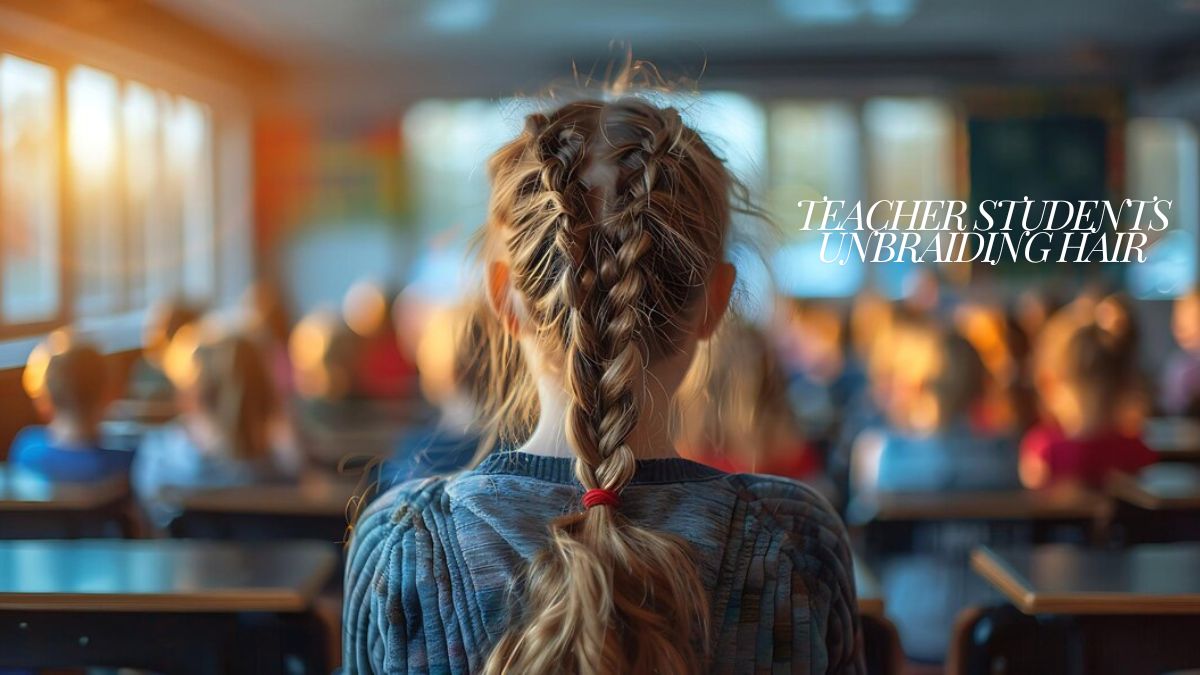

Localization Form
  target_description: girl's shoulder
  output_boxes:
[354,473,452,531]
[719,471,848,538]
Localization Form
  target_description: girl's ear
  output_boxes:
[486,261,520,335]
[698,262,736,339]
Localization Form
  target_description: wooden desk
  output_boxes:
[958,544,1200,675]
[971,543,1200,615]
[1109,465,1200,511]
[854,486,1108,559]
[0,539,335,612]
[167,476,359,552]
[176,477,357,517]
[1107,465,1200,544]
[0,467,133,537]
[867,486,1107,523]
[0,539,336,673]
[0,467,128,511]
[1143,417,1200,463]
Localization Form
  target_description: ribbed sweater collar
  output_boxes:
[474,450,725,485]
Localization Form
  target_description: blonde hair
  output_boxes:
[166,325,279,460]
[878,322,987,433]
[479,96,740,674]
[1032,296,1145,436]
[675,318,802,466]
[1056,319,1142,435]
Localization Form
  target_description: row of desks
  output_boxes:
[0,538,338,673]
[0,542,891,673]
[5,537,1194,673]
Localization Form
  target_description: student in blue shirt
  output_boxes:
[379,298,502,487]
[10,330,131,482]
[133,323,302,528]
[851,325,1019,663]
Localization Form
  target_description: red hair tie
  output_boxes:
[582,488,620,509]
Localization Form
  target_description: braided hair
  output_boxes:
[480,98,735,675]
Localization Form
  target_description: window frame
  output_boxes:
[0,24,249,349]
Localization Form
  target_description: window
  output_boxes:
[0,52,218,339]
[69,66,121,317]
[769,101,864,298]
[401,94,959,302]
[1126,117,1199,298]
[122,81,160,310]
[167,95,214,300]
[0,55,59,324]
[863,97,956,297]
[403,98,529,251]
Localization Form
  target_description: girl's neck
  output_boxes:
[518,376,680,460]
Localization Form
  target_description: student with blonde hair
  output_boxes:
[11,330,131,482]
[676,318,822,482]
[133,321,301,527]
[379,297,516,485]
[345,95,862,674]
[853,325,1020,497]
[1021,310,1156,489]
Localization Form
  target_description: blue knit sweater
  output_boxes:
[343,451,864,674]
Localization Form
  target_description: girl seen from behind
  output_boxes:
[676,318,823,483]
[1021,307,1156,489]
[344,95,863,674]
[133,322,302,528]
[11,330,131,482]
[854,325,1021,497]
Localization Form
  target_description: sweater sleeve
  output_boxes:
[343,478,443,673]
[342,493,394,673]
[738,476,866,674]
[821,500,867,675]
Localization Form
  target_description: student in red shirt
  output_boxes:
[675,318,823,482]
[1021,312,1155,489]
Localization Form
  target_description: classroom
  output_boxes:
[0,0,1198,674]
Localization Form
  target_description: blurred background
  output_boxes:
[2,1,1200,673]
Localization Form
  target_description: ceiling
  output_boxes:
[141,0,1200,109]
[153,0,1200,69]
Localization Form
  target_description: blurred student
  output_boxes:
[242,279,295,398]
[826,294,901,491]
[955,303,1025,432]
[343,280,416,399]
[126,297,203,406]
[853,326,1020,496]
[133,322,301,527]
[379,299,497,486]
[1162,289,1200,417]
[851,327,1019,662]
[10,330,131,482]
[774,298,851,440]
[676,318,822,482]
[345,98,862,674]
[290,308,360,404]
[1021,313,1156,489]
